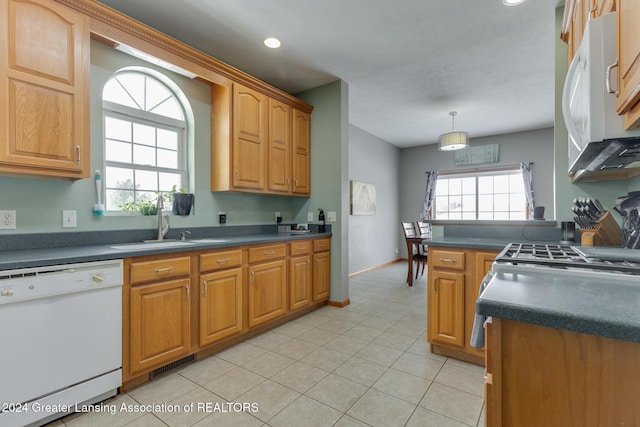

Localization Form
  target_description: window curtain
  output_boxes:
[520,162,535,219]
[420,170,438,220]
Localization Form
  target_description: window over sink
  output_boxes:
[102,67,192,213]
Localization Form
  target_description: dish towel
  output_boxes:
[470,273,491,348]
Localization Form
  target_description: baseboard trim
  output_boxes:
[349,259,405,278]
[327,298,350,308]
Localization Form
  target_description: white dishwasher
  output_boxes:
[0,260,123,427]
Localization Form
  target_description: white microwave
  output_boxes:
[562,12,640,174]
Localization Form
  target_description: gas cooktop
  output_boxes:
[495,243,640,275]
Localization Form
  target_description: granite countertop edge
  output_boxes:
[477,299,640,344]
[0,232,332,271]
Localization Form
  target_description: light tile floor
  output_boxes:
[54,262,485,427]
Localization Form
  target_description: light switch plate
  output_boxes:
[307,211,314,222]
[0,210,16,229]
[327,211,337,222]
[62,210,77,228]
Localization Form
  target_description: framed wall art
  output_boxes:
[350,180,376,215]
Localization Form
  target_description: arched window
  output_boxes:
[102,69,190,212]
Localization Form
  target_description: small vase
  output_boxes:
[172,193,194,216]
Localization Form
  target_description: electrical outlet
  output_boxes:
[218,212,227,224]
[307,211,314,222]
[327,211,337,222]
[0,210,16,229]
[275,211,280,221]
[62,210,77,228]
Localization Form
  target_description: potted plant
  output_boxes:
[172,185,194,216]
[119,190,172,215]
[120,198,158,215]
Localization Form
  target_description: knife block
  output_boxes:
[579,211,622,246]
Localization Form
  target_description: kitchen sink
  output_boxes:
[110,241,194,250]
[189,239,229,244]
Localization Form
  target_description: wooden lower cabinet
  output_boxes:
[430,271,465,347]
[486,318,640,426]
[248,258,287,328]
[123,238,330,387]
[289,240,312,311]
[427,247,498,365]
[199,267,243,346]
[312,238,331,301]
[129,278,191,374]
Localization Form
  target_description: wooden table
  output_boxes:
[405,236,430,286]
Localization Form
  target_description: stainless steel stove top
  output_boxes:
[495,243,640,275]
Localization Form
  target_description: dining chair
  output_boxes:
[414,221,431,277]
[401,222,428,285]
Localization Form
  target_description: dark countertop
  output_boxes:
[425,237,570,251]
[426,237,513,250]
[476,267,640,343]
[0,232,332,271]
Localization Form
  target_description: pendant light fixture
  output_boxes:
[438,111,469,151]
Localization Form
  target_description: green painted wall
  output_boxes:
[0,40,314,234]
[296,80,349,303]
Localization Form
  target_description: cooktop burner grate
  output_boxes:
[495,243,640,275]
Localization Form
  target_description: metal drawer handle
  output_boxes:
[76,145,81,164]
[439,258,457,263]
[296,247,307,251]
[264,250,276,255]
[185,284,190,301]
[216,258,231,263]
[434,276,438,292]
[318,243,326,248]
[307,259,311,270]
[203,280,208,297]
[154,266,173,273]
[251,271,255,284]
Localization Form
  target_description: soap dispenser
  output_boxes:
[318,209,326,233]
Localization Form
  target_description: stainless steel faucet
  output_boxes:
[156,196,170,241]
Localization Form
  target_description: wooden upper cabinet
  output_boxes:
[292,109,311,196]
[232,83,267,191]
[212,82,312,196]
[616,0,640,128]
[0,0,89,179]
[267,98,291,194]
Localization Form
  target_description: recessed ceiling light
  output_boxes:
[502,0,527,5]
[264,37,281,49]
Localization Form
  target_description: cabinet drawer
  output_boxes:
[248,244,286,263]
[200,249,243,272]
[130,257,191,285]
[313,238,331,252]
[290,240,311,256]
[431,249,465,270]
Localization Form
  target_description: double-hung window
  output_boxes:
[102,70,188,212]
[435,168,527,220]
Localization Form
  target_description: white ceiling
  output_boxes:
[98,0,560,148]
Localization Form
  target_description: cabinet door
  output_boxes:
[248,259,287,327]
[200,268,243,346]
[290,255,311,311]
[313,251,330,301]
[129,279,190,374]
[429,270,465,347]
[232,83,266,190]
[617,0,640,127]
[267,98,291,194]
[0,0,89,179]
[292,109,310,195]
